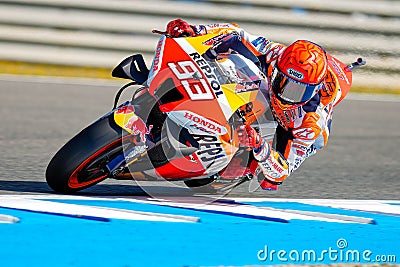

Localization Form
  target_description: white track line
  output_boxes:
[0,195,397,224]
[121,197,375,224]
[233,198,400,217]
[0,197,199,223]
[0,214,20,223]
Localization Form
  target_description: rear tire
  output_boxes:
[46,114,127,193]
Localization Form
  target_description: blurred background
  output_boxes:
[0,0,399,93]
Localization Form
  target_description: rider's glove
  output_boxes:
[165,18,195,37]
[237,125,263,150]
[237,125,289,190]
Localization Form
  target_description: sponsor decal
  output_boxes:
[259,161,281,179]
[173,38,232,120]
[293,142,308,157]
[235,80,261,93]
[168,60,214,100]
[125,145,147,162]
[125,116,152,143]
[206,23,233,29]
[330,57,350,85]
[287,68,304,80]
[115,105,152,143]
[119,106,151,142]
[167,52,224,100]
[267,156,285,174]
[251,37,266,47]
[298,106,303,118]
[292,157,303,171]
[259,40,272,54]
[116,105,135,115]
[202,34,227,46]
[251,37,272,53]
[306,144,317,158]
[192,134,227,163]
[152,38,164,72]
[190,52,224,98]
[293,127,316,140]
[193,25,207,35]
[169,110,227,135]
[184,111,226,135]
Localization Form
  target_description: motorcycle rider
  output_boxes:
[161,19,346,191]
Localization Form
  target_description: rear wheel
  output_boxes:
[46,114,127,193]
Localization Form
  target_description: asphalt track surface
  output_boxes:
[0,75,399,199]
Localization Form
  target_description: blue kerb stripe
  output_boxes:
[0,206,110,222]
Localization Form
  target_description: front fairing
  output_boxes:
[121,34,274,178]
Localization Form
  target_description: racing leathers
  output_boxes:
[167,21,345,190]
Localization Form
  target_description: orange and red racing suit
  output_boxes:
[189,22,346,188]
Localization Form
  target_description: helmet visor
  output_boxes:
[272,69,323,104]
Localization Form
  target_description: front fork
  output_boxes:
[106,101,153,177]
[105,142,148,177]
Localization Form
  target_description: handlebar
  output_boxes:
[151,29,167,35]
[346,58,366,71]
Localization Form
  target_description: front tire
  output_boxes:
[46,114,127,193]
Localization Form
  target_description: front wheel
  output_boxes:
[46,114,127,193]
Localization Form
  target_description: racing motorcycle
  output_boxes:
[46,32,365,194]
